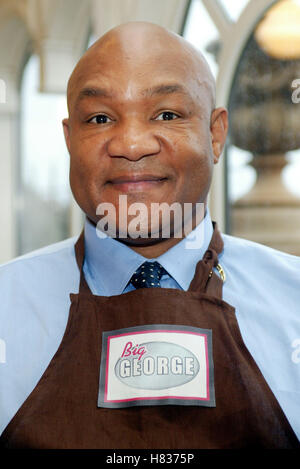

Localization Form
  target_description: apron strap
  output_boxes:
[188,222,224,298]
[74,230,93,295]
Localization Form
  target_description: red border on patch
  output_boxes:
[104,329,210,404]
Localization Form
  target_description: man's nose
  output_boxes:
[106,120,161,160]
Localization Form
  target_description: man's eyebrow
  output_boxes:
[142,84,191,98]
[75,86,114,105]
[73,83,193,108]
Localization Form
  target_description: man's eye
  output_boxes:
[88,114,112,124]
[155,111,180,121]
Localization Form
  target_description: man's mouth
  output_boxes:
[107,174,168,192]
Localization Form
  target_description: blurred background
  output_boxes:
[1,0,300,262]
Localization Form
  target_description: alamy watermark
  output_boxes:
[291,338,300,364]
[0,79,6,104]
[291,79,300,103]
[0,338,6,364]
[96,195,205,249]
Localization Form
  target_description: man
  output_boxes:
[0,22,299,449]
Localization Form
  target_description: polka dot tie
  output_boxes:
[130,261,167,289]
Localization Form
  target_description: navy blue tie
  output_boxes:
[130,261,167,289]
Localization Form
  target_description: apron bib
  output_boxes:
[1,224,299,449]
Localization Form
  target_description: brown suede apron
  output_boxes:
[1,224,299,449]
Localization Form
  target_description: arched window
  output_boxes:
[184,0,300,255]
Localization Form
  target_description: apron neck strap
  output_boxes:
[188,222,224,298]
[74,230,92,295]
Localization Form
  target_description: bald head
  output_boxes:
[67,21,216,118]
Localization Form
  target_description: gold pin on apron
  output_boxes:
[208,264,226,282]
[216,263,226,282]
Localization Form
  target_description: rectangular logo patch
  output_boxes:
[98,324,215,408]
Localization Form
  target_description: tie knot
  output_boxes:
[130,261,166,289]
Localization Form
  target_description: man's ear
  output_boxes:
[62,118,71,152]
[210,107,228,164]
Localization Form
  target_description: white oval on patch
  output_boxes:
[114,341,200,390]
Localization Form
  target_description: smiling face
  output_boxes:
[63,23,228,252]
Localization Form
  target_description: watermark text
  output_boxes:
[291,78,300,103]
[291,338,300,364]
[0,338,6,364]
[95,196,205,249]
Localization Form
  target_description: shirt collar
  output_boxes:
[83,209,214,296]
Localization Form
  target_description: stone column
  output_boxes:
[232,153,300,255]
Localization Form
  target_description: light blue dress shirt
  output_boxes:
[0,210,300,440]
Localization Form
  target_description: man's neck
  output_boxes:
[117,235,185,258]
[115,212,206,258]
